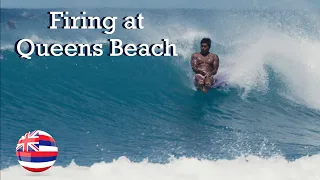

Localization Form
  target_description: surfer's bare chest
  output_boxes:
[196,54,215,65]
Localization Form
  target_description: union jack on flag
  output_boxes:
[16,130,40,152]
[16,130,58,173]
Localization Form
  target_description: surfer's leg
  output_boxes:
[194,74,205,87]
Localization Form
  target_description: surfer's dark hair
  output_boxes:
[201,38,211,47]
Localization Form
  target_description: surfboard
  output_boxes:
[193,75,227,91]
[210,77,227,89]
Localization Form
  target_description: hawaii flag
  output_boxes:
[16,130,58,172]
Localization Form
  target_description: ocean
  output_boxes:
[1,7,320,180]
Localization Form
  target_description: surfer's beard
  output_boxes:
[201,51,209,56]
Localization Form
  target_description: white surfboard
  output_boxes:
[210,77,227,88]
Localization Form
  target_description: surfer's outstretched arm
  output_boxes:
[191,54,206,76]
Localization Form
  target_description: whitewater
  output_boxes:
[1,7,320,180]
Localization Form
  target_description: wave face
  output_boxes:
[1,7,320,179]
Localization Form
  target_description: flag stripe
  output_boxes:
[39,146,58,152]
[39,135,56,143]
[38,131,53,137]
[18,160,55,168]
[17,156,57,162]
[16,151,58,157]
[39,140,56,146]
[22,166,51,172]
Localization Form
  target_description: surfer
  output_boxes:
[6,19,17,30]
[191,38,219,92]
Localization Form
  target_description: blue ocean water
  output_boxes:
[1,7,320,180]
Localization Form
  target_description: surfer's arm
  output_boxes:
[191,54,206,76]
[207,55,219,76]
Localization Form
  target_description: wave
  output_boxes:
[222,27,320,110]
[3,29,320,111]
[1,155,320,180]
[1,9,320,110]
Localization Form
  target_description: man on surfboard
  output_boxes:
[191,38,219,92]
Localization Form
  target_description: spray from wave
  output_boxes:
[1,155,320,180]
[219,15,320,110]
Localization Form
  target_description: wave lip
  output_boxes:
[1,155,320,180]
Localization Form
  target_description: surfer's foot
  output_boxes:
[205,81,214,87]
[204,77,215,87]
[198,80,205,86]
[205,82,212,87]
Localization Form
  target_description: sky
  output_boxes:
[1,0,320,9]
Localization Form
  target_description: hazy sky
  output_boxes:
[1,0,319,9]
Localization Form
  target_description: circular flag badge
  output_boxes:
[16,130,58,172]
